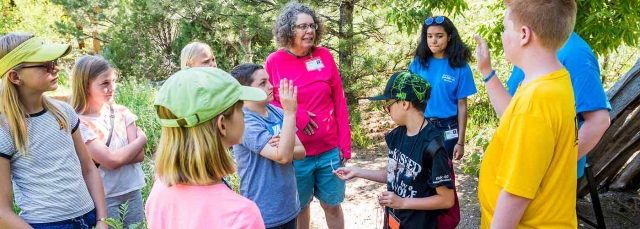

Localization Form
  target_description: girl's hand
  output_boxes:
[96,220,108,229]
[279,79,298,114]
[453,144,465,160]
[379,191,405,209]
[268,135,280,147]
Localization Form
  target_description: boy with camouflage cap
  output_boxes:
[334,71,455,228]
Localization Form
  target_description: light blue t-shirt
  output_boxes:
[232,104,299,228]
[409,56,477,118]
[507,32,612,178]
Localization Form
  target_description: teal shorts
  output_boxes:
[293,148,346,209]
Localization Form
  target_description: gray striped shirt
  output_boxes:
[0,100,94,223]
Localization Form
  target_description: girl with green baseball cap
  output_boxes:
[0,33,108,229]
[145,67,267,229]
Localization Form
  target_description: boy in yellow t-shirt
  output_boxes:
[472,0,579,228]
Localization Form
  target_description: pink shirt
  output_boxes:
[265,47,352,158]
[145,180,265,229]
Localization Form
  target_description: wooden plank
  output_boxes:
[577,58,640,197]
[609,152,640,190]
[606,58,640,121]
[579,133,640,196]
[593,107,640,175]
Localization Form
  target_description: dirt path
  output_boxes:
[308,148,481,229]
[305,148,640,229]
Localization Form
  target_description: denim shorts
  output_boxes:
[30,209,96,229]
[428,116,459,159]
[293,147,345,209]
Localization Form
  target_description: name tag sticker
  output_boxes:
[444,129,459,140]
[305,58,324,72]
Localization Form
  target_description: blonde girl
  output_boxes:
[70,55,147,228]
[180,41,217,68]
[145,67,267,229]
[0,33,107,229]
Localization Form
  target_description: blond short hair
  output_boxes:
[505,0,577,51]
[180,42,213,69]
[154,102,242,186]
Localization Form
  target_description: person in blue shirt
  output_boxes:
[507,32,611,178]
[409,16,477,160]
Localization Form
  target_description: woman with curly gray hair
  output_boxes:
[265,2,351,229]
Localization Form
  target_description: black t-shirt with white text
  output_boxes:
[385,123,454,229]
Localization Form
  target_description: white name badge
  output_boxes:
[306,58,324,72]
[444,129,459,140]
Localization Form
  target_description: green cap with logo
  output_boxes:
[155,67,267,127]
[369,71,431,102]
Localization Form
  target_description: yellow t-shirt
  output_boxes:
[478,68,578,228]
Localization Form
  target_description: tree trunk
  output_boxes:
[74,20,85,50]
[602,55,609,84]
[239,28,253,63]
[609,152,640,190]
[339,0,355,105]
[339,0,354,69]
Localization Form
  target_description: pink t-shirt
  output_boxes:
[145,180,265,229]
[264,46,352,158]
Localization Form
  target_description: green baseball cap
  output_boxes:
[369,71,431,102]
[155,67,267,127]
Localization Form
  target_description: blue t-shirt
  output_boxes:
[507,32,611,178]
[232,104,300,227]
[409,56,477,118]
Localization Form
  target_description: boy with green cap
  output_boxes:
[146,67,267,229]
[333,71,456,229]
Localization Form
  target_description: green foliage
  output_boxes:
[472,0,640,56]
[114,78,160,154]
[576,0,640,55]
[349,105,373,149]
[0,0,69,43]
[385,0,469,35]
[12,200,19,214]
[103,201,147,229]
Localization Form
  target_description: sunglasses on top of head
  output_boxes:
[425,16,445,26]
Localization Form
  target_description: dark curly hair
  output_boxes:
[273,2,325,48]
[414,16,472,69]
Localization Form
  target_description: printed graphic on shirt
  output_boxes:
[268,121,283,135]
[388,148,423,198]
[442,74,455,83]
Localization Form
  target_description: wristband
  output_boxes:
[483,70,496,83]
[456,143,464,147]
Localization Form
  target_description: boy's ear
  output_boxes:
[217,115,227,136]
[401,101,411,111]
[520,26,532,47]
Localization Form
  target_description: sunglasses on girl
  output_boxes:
[16,59,58,73]
[425,16,445,26]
